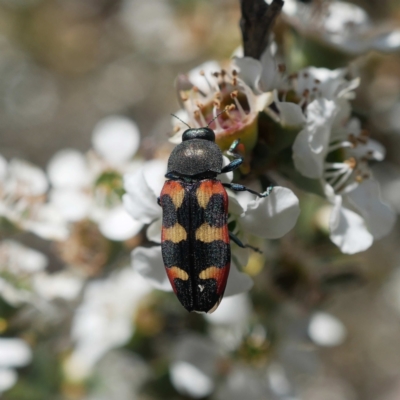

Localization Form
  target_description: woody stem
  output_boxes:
[239,0,284,60]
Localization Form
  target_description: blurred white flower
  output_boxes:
[283,0,400,55]
[91,116,141,167]
[120,0,201,62]
[205,293,252,350]
[65,268,151,381]
[124,160,300,301]
[0,338,31,394]
[47,116,143,241]
[0,156,67,240]
[0,240,81,305]
[32,270,83,301]
[0,240,48,306]
[216,365,271,400]
[170,334,218,398]
[307,311,347,347]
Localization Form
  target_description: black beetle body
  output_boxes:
[159,126,270,313]
[167,128,223,179]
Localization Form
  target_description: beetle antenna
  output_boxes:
[207,107,228,128]
[171,114,191,129]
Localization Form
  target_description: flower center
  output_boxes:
[178,69,254,133]
[323,130,373,193]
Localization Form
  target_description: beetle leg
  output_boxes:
[229,232,262,253]
[220,158,243,173]
[223,183,273,198]
[165,172,180,180]
[227,139,241,155]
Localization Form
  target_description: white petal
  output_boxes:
[274,91,306,127]
[170,109,190,144]
[205,293,251,325]
[188,61,221,94]
[329,195,373,254]
[227,194,245,216]
[346,180,396,240]
[240,187,300,239]
[373,30,400,52]
[231,240,250,268]
[351,138,385,162]
[146,218,162,243]
[33,271,83,301]
[49,188,91,221]
[220,156,233,184]
[99,206,143,241]
[22,204,69,241]
[283,0,298,16]
[171,334,217,398]
[0,339,31,368]
[292,128,324,178]
[306,98,338,153]
[0,369,17,393]
[324,2,368,31]
[233,56,262,93]
[308,312,346,347]
[8,159,48,196]
[123,163,164,224]
[224,263,253,297]
[259,48,281,92]
[47,149,90,189]
[142,159,167,195]
[169,129,184,144]
[131,246,171,291]
[92,116,140,165]
[0,240,48,273]
[170,362,214,399]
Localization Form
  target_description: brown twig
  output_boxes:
[240,0,284,60]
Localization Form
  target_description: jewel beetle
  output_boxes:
[158,120,271,313]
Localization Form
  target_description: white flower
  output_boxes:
[47,116,143,241]
[170,61,271,153]
[294,111,395,253]
[307,311,347,347]
[64,268,151,381]
[124,159,300,302]
[267,66,358,129]
[170,334,219,398]
[0,338,31,394]
[283,0,400,55]
[0,157,67,240]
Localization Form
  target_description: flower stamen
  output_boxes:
[230,91,246,120]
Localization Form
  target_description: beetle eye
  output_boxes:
[182,128,215,142]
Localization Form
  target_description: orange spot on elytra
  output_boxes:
[161,181,185,208]
[199,264,230,295]
[196,180,228,209]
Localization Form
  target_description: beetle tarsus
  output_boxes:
[223,183,273,198]
[229,232,262,253]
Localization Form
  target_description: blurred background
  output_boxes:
[2,0,400,399]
